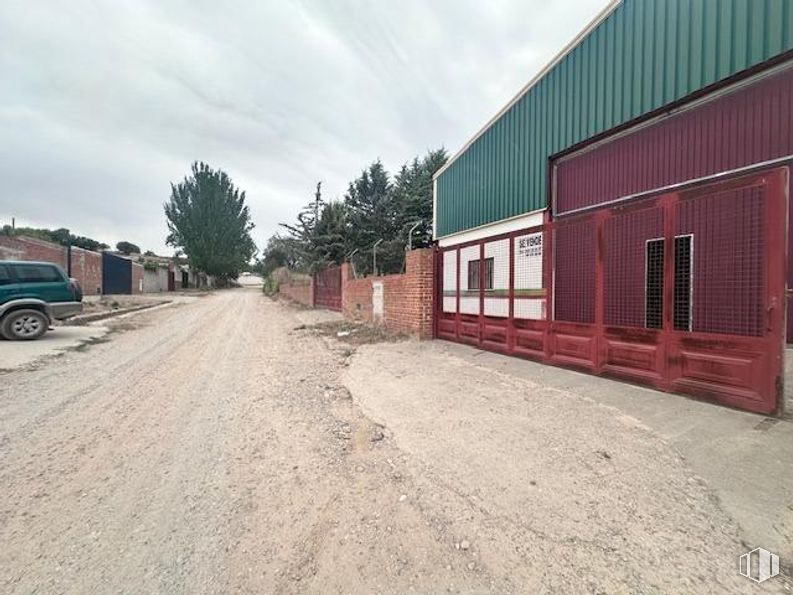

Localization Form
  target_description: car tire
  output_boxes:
[0,309,49,341]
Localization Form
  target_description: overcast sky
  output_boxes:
[0,0,607,254]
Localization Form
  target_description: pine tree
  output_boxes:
[344,160,399,274]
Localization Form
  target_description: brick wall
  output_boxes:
[278,249,435,337]
[279,280,313,307]
[70,247,103,295]
[0,235,104,295]
[342,271,375,323]
[382,249,434,339]
[131,263,144,294]
[342,248,434,339]
[0,235,68,267]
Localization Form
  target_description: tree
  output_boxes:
[271,148,445,277]
[0,225,109,251]
[391,149,448,250]
[72,236,109,251]
[164,162,257,282]
[116,241,141,254]
[344,160,399,275]
[279,182,325,271]
[259,235,300,276]
[278,182,348,272]
[314,200,348,266]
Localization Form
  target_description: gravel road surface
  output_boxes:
[0,290,778,593]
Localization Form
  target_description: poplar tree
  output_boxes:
[164,162,256,283]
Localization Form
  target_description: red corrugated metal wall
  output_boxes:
[554,64,793,215]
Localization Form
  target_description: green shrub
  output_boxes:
[262,275,280,296]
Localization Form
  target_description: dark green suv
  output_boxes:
[0,261,83,340]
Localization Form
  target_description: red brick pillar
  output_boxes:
[405,248,435,339]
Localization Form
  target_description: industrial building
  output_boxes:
[432,0,793,414]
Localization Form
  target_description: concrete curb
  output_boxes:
[67,301,170,326]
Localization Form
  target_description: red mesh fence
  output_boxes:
[553,220,596,323]
[675,185,766,336]
[603,205,664,328]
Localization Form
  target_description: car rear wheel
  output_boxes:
[1,309,49,341]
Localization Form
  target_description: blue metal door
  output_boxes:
[102,253,132,294]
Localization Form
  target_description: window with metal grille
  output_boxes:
[645,235,694,331]
[467,258,494,291]
[645,239,664,329]
[673,235,693,331]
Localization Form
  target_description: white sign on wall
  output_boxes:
[514,232,543,291]
[372,281,384,320]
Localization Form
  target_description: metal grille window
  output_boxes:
[645,239,664,329]
[644,235,694,331]
[674,236,693,331]
[467,258,494,291]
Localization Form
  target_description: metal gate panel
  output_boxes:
[313,265,342,311]
[435,168,787,414]
[666,171,786,412]
[600,203,666,385]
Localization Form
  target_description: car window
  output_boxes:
[0,265,13,286]
[13,264,63,283]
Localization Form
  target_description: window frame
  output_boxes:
[467,257,494,291]
[644,234,694,331]
[673,234,694,332]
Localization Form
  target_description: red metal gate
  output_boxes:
[436,168,787,414]
[313,265,342,311]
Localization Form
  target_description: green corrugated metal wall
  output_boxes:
[435,0,793,237]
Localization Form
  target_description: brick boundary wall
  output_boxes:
[277,249,434,338]
[279,280,314,307]
[0,235,68,267]
[0,235,104,294]
[342,274,375,324]
[341,248,434,339]
[70,246,103,295]
[131,262,144,294]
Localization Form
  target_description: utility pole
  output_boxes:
[314,182,322,228]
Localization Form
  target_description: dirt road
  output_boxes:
[0,290,772,593]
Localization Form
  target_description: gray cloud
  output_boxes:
[0,0,607,253]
